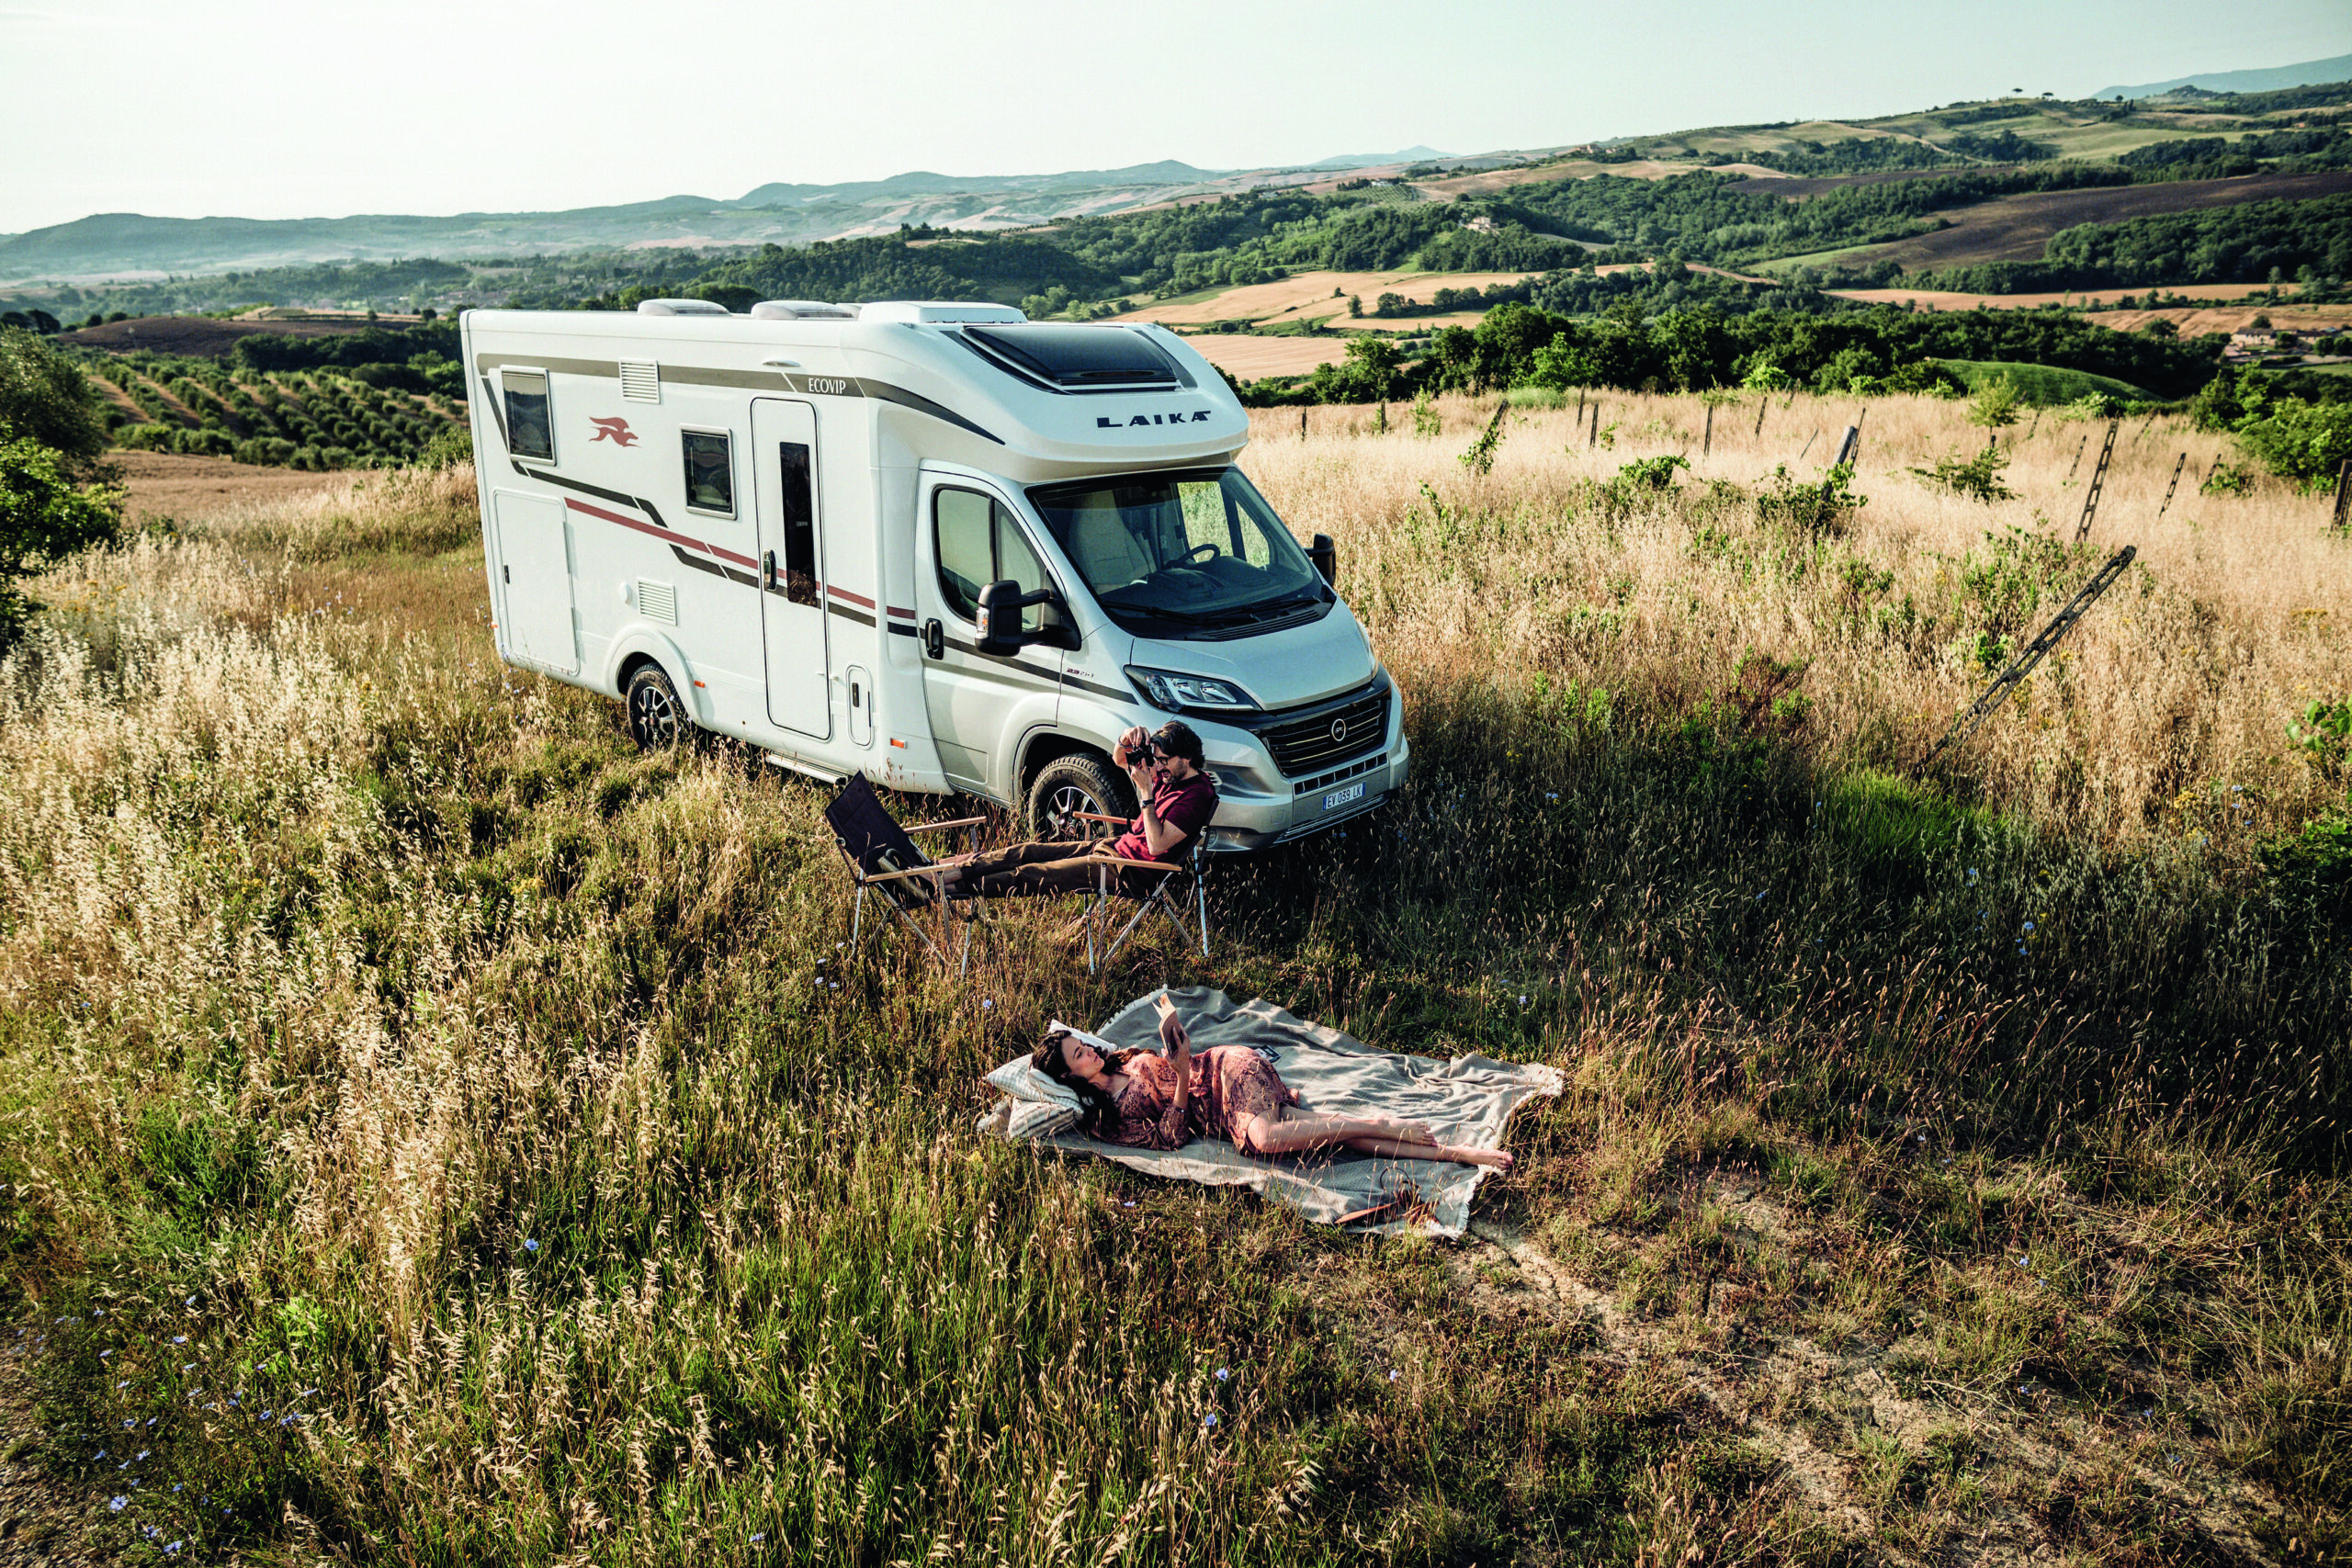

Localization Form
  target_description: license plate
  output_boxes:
[1321,781,1365,812]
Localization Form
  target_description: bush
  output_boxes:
[2232,399,2352,488]
[419,425,473,469]
[114,423,175,451]
[1910,446,2018,502]
[0,327,109,467]
[0,435,121,637]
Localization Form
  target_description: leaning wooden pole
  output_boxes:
[2075,420,2119,543]
[2157,452,2187,518]
[1920,546,2138,771]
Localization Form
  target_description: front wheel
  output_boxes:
[625,664,692,751]
[1025,753,1135,841]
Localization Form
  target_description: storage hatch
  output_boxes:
[959,323,1182,391]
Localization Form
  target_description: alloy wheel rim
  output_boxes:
[1047,782,1105,840]
[634,685,678,746]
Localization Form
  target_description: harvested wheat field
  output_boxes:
[0,391,2346,1567]
[111,449,371,524]
[1179,333,1353,377]
[1118,269,1538,327]
[1830,282,2292,313]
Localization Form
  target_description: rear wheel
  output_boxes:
[1025,753,1134,842]
[625,664,691,751]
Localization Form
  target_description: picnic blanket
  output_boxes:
[978,987,1562,1237]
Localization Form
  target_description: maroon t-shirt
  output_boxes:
[1114,771,1216,863]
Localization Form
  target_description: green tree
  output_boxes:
[1967,371,2021,430]
[0,327,108,468]
[0,436,122,636]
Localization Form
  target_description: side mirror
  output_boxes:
[977,579,1026,656]
[1307,533,1336,585]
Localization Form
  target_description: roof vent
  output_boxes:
[750,299,859,320]
[960,322,1182,391]
[636,299,733,317]
[860,300,1027,325]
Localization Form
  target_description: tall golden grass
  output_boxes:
[0,407,2342,1565]
[1250,391,2350,847]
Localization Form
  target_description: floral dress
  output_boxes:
[1103,1046,1299,1152]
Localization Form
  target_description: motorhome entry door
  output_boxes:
[751,399,831,739]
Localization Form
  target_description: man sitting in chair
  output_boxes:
[939,720,1216,905]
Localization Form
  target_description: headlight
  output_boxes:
[1125,666,1259,712]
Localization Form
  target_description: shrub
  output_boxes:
[2233,398,2352,488]
[1967,372,2021,429]
[1909,446,2017,502]
[0,326,108,467]
[0,435,121,636]
[419,425,473,469]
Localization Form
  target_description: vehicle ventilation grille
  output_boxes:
[619,361,661,403]
[1186,602,1328,641]
[637,580,677,625]
[1261,686,1387,776]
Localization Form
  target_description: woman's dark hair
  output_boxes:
[1151,719,1204,768]
[1032,1027,1137,1137]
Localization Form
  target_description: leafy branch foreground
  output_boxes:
[0,413,2346,1567]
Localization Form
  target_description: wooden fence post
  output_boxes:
[2157,452,2186,518]
[2334,459,2352,532]
[1703,403,1714,457]
[1753,398,1767,438]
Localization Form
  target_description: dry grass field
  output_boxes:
[0,392,2345,1566]
[1828,283,2291,312]
[1118,271,1540,328]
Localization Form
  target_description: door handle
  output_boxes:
[763,550,777,592]
[922,618,944,659]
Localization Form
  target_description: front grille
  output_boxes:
[1294,751,1387,797]
[1261,685,1388,776]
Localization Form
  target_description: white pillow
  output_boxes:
[984,1021,1134,1140]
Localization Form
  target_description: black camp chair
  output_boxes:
[823,774,986,973]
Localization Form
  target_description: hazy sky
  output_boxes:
[3,0,2346,233]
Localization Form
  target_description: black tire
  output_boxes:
[625,663,691,751]
[1025,752,1135,842]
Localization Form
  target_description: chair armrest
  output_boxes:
[908,817,987,835]
[860,864,950,886]
[1074,813,1127,825]
[1074,856,1182,874]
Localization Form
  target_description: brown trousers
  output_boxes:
[951,840,1162,899]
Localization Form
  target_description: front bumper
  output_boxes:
[1196,682,1409,852]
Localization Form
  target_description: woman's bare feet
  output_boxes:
[1458,1145,1514,1171]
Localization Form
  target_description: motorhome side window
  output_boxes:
[502,370,553,462]
[682,431,733,516]
[778,441,817,606]
[933,488,1048,632]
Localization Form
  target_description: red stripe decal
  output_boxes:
[565,496,758,570]
[886,604,915,620]
[825,585,876,609]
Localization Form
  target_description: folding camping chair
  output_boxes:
[822,773,988,974]
[1064,811,1214,976]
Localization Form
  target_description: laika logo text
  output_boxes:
[1096,410,1213,429]
[589,416,639,447]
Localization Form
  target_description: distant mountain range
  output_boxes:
[0,147,1470,285]
[2094,52,2352,100]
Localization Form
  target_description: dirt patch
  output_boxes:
[111,452,364,525]
[52,315,406,360]
[1842,170,2352,271]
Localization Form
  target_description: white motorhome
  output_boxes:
[458,299,1406,850]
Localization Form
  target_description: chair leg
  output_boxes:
[1095,889,1159,972]
[886,900,944,961]
[1195,866,1210,957]
[958,909,973,979]
[852,883,866,951]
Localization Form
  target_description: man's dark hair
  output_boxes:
[1151,719,1204,766]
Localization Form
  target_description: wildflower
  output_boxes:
[167,1543,183,1555]
[181,1364,194,1372]
[1389,1369,1401,1382]
[136,1450,149,1461]
[172,1336,186,1345]
[751,1534,765,1544]
[523,1238,539,1253]
[1122,1201,1135,1208]
[119,1381,129,1390]
[2022,920,2034,932]
[1519,994,1528,1006]
[1203,1411,1219,1429]
[174,1484,183,1493]
[982,999,993,1010]
[93,1307,105,1317]
[184,1297,195,1307]
[1215,1366,1228,1382]
[109,1495,128,1512]
[2015,1257,2029,1267]
[101,1348,112,1358]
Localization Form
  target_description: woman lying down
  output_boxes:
[1035,996,1514,1170]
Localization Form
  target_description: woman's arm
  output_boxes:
[1156,997,1192,1111]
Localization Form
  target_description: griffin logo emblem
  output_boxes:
[589,416,639,447]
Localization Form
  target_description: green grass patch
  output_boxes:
[1933,357,2152,405]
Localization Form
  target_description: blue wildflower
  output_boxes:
[108,1495,128,1511]
[523,1238,539,1253]
[1203,1411,1219,1429]
[1215,1367,1228,1382]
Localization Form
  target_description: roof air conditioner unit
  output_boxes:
[637,299,734,316]
[750,299,859,320]
[860,301,1027,325]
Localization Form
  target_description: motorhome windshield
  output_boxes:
[1027,468,1329,637]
